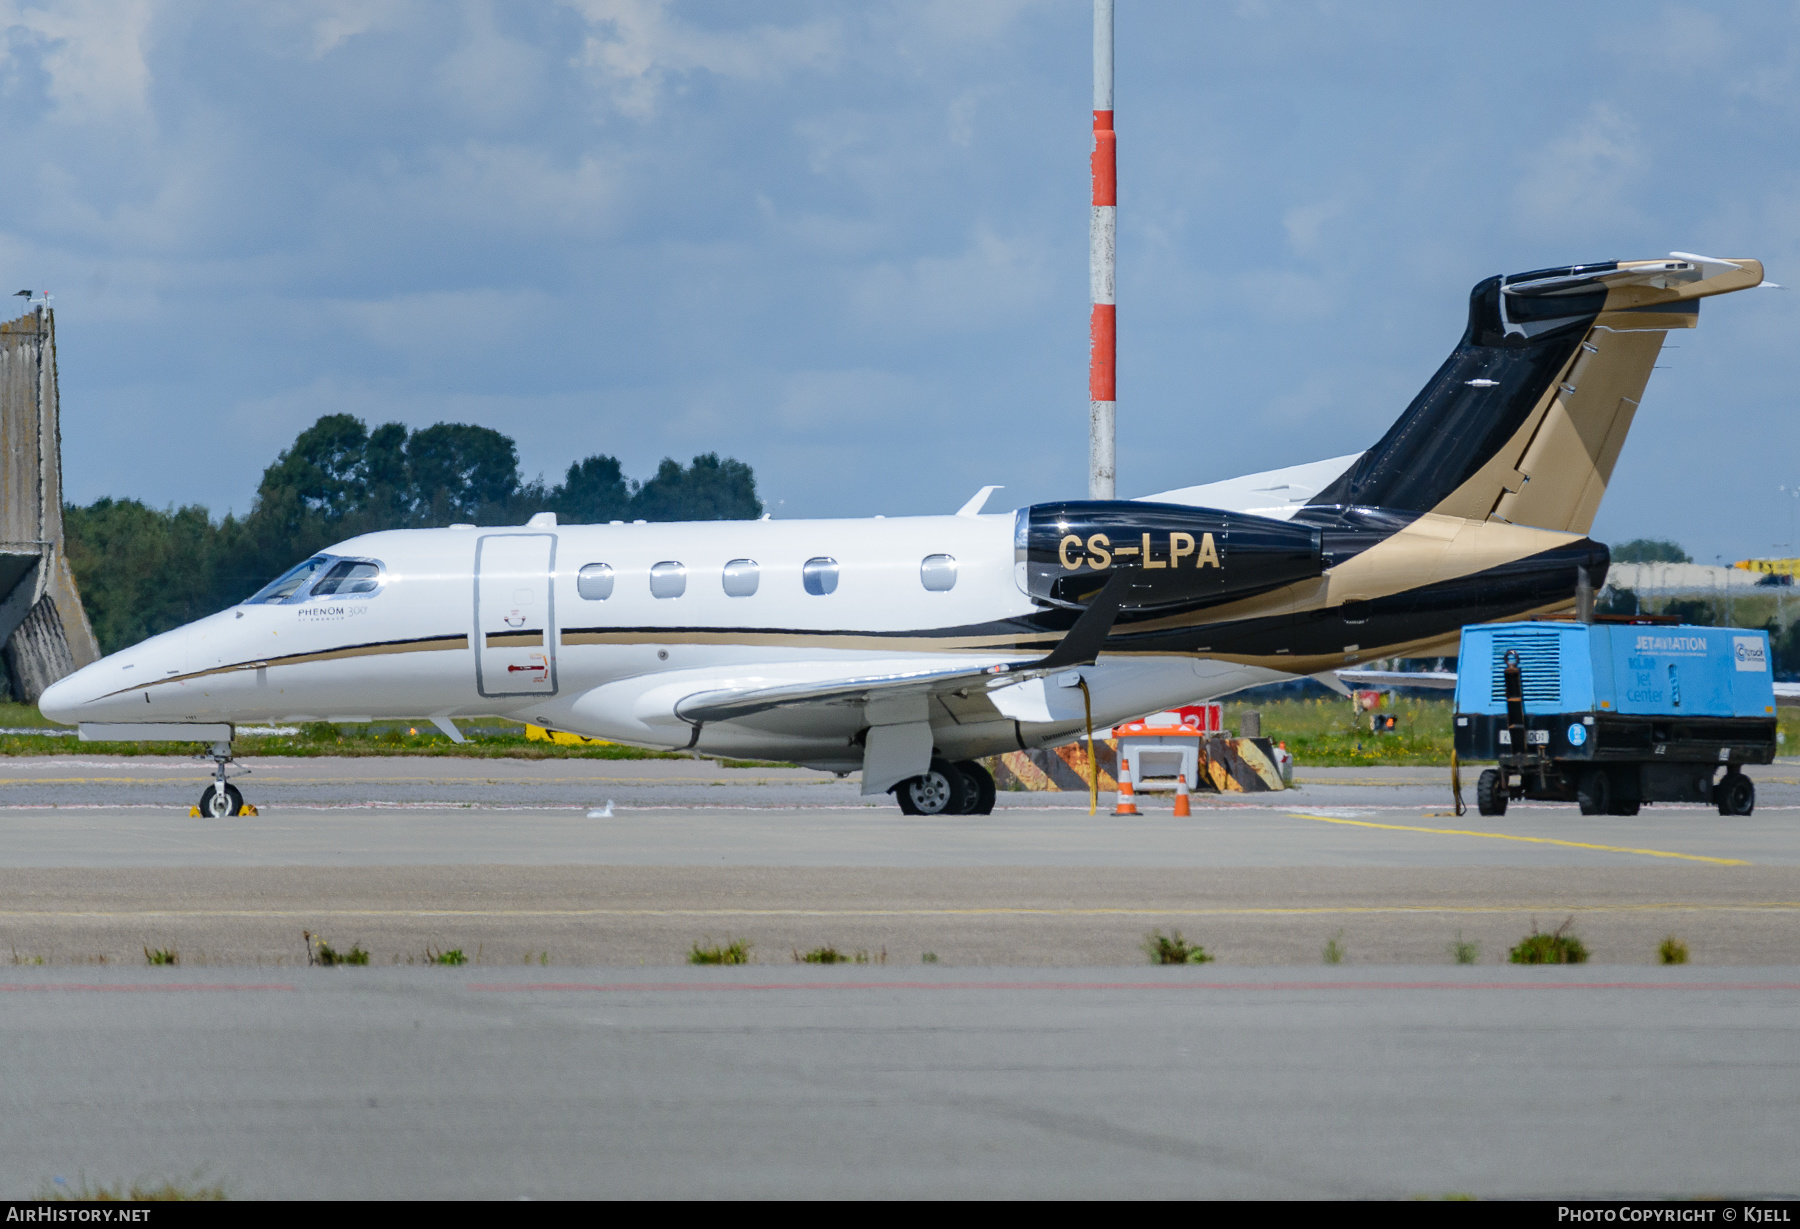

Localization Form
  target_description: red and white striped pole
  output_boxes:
[1089,0,1116,500]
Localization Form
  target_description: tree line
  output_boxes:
[64,413,762,654]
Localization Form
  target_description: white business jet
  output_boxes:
[40,255,1767,816]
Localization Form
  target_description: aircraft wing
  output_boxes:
[676,661,1018,725]
[675,568,1134,726]
[1776,682,1800,708]
[1332,669,1458,692]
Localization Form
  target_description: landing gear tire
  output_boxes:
[1716,771,1755,817]
[955,760,995,815]
[896,759,966,816]
[199,783,244,817]
[1577,769,1610,817]
[1476,769,1506,817]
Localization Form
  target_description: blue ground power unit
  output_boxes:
[1452,621,1777,816]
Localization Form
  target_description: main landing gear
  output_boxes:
[894,758,995,816]
[194,739,256,818]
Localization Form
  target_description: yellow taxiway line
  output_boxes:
[1286,811,1751,867]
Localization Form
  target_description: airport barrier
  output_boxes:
[524,724,612,747]
[988,740,1119,793]
[986,728,1286,794]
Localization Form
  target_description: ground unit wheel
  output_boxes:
[956,760,996,815]
[1607,799,1641,816]
[1716,771,1755,817]
[199,783,244,817]
[1577,769,1610,817]
[1476,769,1506,816]
[895,759,964,815]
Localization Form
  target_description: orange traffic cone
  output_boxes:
[1113,756,1140,816]
[1173,773,1191,817]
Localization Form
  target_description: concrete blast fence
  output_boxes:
[0,306,98,702]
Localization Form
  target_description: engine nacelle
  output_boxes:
[1015,501,1323,610]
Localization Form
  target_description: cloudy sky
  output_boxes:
[4,1,1799,561]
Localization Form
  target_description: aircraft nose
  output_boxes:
[37,669,86,725]
[37,672,81,719]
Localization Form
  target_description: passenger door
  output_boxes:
[475,534,557,698]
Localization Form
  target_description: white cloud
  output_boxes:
[773,368,924,434]
[1233,268,1336,322]
[1283,199,1342,254]
[562,0,839,120]
[0,0,154,123]
[912,0,1040,45]
[1512,102,1647,230]
[435,12,545,127]
[1619,4,1731,78]
[335,141,624,237]
[851,229,1054,333]
[946,85,1000,148]
[296,0,414,59]
[336,288,551,359]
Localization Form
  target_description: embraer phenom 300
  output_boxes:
[41,255,1767,815]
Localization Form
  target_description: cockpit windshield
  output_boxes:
[242,555,385,604]
[311,560,381,596]
[244,556,331,604]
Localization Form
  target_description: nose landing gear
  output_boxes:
[192,740,256,818]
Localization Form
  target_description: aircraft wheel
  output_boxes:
[1475,769,1506,817]
[1577,769,1610,817]
[1716,771,1755,817]
[199,783,244,817]
[956,761,995,815]
[895,760,965,816]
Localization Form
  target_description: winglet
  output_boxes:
[957,486,1004,517]
[1036,570,1131,670]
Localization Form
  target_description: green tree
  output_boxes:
[553,455,633,524]
[1596,586,1638,617]
[405,423,520,522]
[257,413,371,522]
[62,498,245,652]
[1661,597,1718,627]
[1611,538,1691,564]
[63,417,766,652]
[1769,619,1800,682]
[630,453,762,522]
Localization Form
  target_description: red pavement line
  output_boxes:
[0,983,295,992]
[467,980,1800,993]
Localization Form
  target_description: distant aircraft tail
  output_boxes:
[1308,254,1766,534]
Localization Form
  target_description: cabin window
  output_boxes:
[577,563,615,600]
[722,559,759,597]
[310,559,383,597]
[244,556,330,604]
[920,554,957,592]
[802,557,839,596]
[650,561,687,599]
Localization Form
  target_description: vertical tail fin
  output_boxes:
[1309,256,1765,533]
